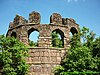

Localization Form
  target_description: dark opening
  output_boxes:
[70,27,78,35]
[70,27,78,43]
[11,32,17,38]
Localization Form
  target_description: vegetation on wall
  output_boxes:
[0,35,29,75]
[54,27,100,75]
[29,40,38,47]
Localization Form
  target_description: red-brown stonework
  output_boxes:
[6,11,79,75]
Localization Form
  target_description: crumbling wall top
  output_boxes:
[29,11,41,24]
[62,18,76,25]
[50,13,62,25]
[13,14,28,25]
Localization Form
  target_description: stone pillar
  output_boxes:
[38,37,52,47]
[63,31,70,48]
[19,34,28,45]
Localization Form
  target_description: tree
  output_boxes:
[54,27,100,75]
[51,32,63,48]
[0,35,29,75]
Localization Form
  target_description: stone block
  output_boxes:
[39,51,44,56]
[34,52,40,57]
[33,65,41,72]
[29,65,34,72]
[41,57,49,62]
[33,57,40,62]
[50,52,57,57]
[57,52,60,57]
[51,57,57,62]
[44,51,49,56]
[57,57,61,62]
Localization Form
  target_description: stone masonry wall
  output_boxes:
[27,47,66,75]
[6,11,79,75]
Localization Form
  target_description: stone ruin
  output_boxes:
[6,11,79,75]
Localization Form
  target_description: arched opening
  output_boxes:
[51,29,64,48]
[28,28,39,47]
[70,27,78,43]
[70,27,78,35]
[11,32,17,38]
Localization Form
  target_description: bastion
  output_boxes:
[6,11,79,75]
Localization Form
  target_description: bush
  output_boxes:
[54,27,100,75]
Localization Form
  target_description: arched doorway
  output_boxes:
[28,28,39,47]
[51,29,64,48]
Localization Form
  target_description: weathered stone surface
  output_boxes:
[29,11,40,24]
[6,11,79,75]
[9,22,14,28]
[62,18,68,25]
[50,13,62,25]
[13,14,27,26]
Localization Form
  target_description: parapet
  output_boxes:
[8,11,79,30]
[13,14,28,26]
[62,18,76,25]
[50,13,62,25]
[29,11,41,24]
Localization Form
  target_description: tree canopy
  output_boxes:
[0,35,29,75]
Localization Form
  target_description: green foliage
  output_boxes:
[54,27,100,75]
[92,37,100,57]
[51,32,63,48]
[0,35,29,75]
[29,40,38,47]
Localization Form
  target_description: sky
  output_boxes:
[0,0,100,41]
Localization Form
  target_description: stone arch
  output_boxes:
[28,28,40,46]
[11,32,17,38]
[51,29,64,48]
[70,27,78,35]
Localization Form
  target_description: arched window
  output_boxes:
[70,27,78,35]
[11,32,17,38]
[70,27,78,43]
[28,28,39,47]
[51,29,64,48]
